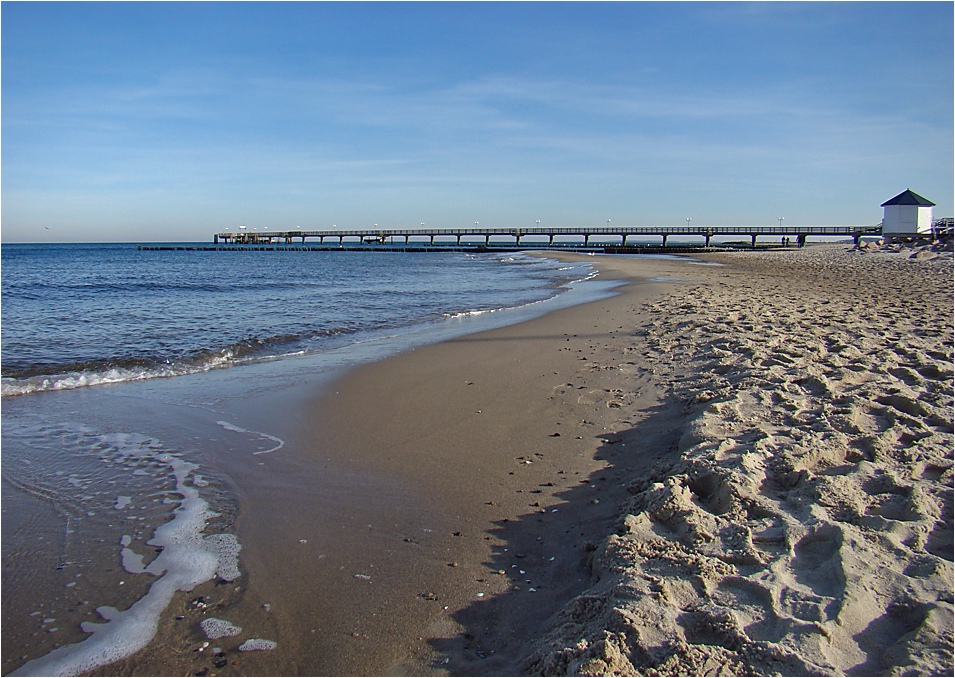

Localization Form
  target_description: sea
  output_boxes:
[1,243,614,675]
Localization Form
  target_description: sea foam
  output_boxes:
[10,445,241,677]
[200,618,242,640]
[0,353,235,397]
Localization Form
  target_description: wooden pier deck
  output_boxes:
[212,224,883,249]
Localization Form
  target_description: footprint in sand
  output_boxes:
[792,523,846,599]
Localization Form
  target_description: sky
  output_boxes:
[2,1,952,243]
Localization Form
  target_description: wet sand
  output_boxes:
[208,255,695,676]
[60,245,953,676]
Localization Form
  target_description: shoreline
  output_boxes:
[0,250,657,678]
[215,253,698,676]
[8,245,951,676]
[56,250,692,678]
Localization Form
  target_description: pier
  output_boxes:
[212,224,884,250]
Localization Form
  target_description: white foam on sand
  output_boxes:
[11,450,241,677]
[0,352,236,397]
[216,420,285,455]
[239,638,277,652]
[200,618,242,640]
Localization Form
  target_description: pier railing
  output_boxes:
[214,224,883,248]
[932,218,954,239]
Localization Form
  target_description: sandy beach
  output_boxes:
[522,246,954,676]
[71,244,953,676]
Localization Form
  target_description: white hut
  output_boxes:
[881,189,935,235]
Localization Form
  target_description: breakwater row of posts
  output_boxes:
[141,243,799,253]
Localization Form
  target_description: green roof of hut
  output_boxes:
[881,189,935,207]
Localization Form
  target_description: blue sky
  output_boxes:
[2,1,952,243]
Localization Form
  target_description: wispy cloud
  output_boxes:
[3,1,950,241]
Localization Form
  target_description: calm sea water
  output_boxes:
[1,243,604,675]
[1,244,590,395]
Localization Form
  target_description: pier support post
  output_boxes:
[797,234,806,248]
[704,233,711,247]
[751,234,758,248]
[662,234,668,247]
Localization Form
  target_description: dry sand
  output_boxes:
[123,245,951,677]
[523,246,954,676]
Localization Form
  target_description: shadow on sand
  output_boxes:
[427,394,687,675]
